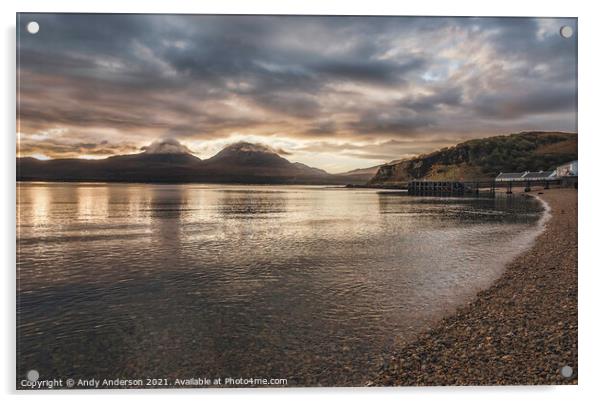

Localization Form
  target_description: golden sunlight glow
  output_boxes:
[30,153,50,160]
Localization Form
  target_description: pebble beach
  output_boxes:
[372,188,578,386]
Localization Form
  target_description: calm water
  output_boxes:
[17,182,544,386]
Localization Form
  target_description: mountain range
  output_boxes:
[17,141,369,185]
[17,132,577,186]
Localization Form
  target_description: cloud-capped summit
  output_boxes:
[219,142,291,156]
[141,139,192,155]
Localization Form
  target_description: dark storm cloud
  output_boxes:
[17,14,577,168]
[349,110,435,135]
[473,85,577,119]
[304,119,339,136]
[312,57,425,85]
[403,87,464,112]
[252,92,322,119]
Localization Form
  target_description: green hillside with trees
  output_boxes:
[369,131,577,184]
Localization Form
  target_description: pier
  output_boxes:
[407,178,565,196]
[407,180,496,196]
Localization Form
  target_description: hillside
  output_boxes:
[369,131,577,185]
[335,165,383,183]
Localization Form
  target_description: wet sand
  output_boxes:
[372,188,577,386]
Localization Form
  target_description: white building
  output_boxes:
[495,170,556,182]
[555,160,578,177]
[496,172,528,182]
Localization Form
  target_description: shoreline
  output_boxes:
[372,187,578,386]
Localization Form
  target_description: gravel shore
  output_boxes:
[372,188,577,386]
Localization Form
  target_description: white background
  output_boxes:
[2,0,600,402]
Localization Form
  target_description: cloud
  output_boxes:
[472,84,576,119]
[349,110,436,135]
[295,138,464,162]
[16,14,577,170]
[311,57,424,85]
[17,134,140,159]
[223,141,291,156]
[402,87,464,112]
[141,138,192,154]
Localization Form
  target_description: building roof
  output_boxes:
[523,170,556,179]
[496,172,526,179]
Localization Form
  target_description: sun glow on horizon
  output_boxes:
[29,153,50,160]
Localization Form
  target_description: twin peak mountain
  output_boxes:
[17,141,375,185]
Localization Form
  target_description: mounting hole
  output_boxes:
[26,369,39,382]
[26,21,40,35]
[559,25,573,39]
[560,365,573,378]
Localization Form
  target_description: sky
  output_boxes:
[17,14,577,173]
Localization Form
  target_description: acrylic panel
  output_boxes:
[16,13,578,389]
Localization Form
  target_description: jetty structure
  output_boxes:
[407,180,496,196]
[495,161,578,193]
[405,160,578,196]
